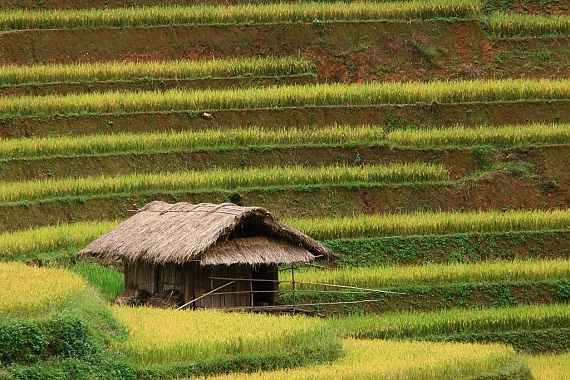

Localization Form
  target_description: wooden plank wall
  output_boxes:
[126,261,156,294]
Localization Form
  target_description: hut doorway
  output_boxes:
[251,264,278,306]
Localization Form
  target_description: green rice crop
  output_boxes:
[0,220,119,260]
[211,339,522,380]
[527,353,570,380]
[0,57,314,87]
[68,262,123,300]
[488,12,570,38]
[0,163,447,203]
[111,306,335,365]
[282,258,570,289]
[0,0,480,31]
[329,303,570,339]
[3,123,570,160]
[1,209,569,260]
[2,78,569,118]
[287,208,570,240]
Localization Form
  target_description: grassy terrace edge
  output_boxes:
[2,123,570,160]
[0,0,479,30]
[2,79,569,118]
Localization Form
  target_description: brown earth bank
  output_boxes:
[1,143,568,186]
[0,146,482,182]
[2,100,569,139]
[0,172,567,233]
[0,75,316,97]
[2,20,569,83]
[0,21,496,83]
[491,37,570,79]
[505,0,570,15]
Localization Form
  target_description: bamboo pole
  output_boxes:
[209,276,405,295]
[223,299,385,310]
[177,280,236,310]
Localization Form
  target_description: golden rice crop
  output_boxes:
[0,0,480,30]
[286,208,570,240]
[282,257,570,289]
[488,12,570,38]
[2,78,569,118]
[209,339,521,380]
[0,57,313,86]
[0,125,384,160]
[0,163,447,203]
[110,306,328,365]
[385,123,570,148]
[526,353,570,380]
[0,262,87,317]
[330,303,570,339]
[3,123,569,160]
[0,220,119,259]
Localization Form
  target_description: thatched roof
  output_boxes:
[78,201,335,266]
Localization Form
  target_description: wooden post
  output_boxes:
[291,263,296,314]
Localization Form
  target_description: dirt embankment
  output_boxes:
[0,75,316,97]
[2,100,569,139]
[0,21,495,83]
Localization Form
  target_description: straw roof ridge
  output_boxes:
[78,201,335,265]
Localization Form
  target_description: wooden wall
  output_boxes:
[125,261,280,309]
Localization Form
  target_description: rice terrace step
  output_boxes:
[1,0,570,379]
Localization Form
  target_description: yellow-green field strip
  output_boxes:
[488,12,570,38]
[283,258,570,289]
[2,79,569,118]
[111,307,335,365]
[329,303,570,339]
[2,123,570,160]
[195,339,524,380]
[0,0,479,30]
[287,208,570,240]
[526,352,570,380]
[0,262,87,317]
[0,57,314,87]
[1,209,569,259]
[0,163,446,204]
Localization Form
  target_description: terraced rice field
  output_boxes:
[1,0,569,378]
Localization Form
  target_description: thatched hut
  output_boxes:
[78,201,334,309]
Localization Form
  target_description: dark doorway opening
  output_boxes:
[251,264,278,306]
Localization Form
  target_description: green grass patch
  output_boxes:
[0,57,314,87]
[2,123,570,160]
[488,12,570,38]
[0,163,447,204]
[2,78,570,118]
[327,230,570,267]
[0,0,480,31]
[68,262,123,301]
